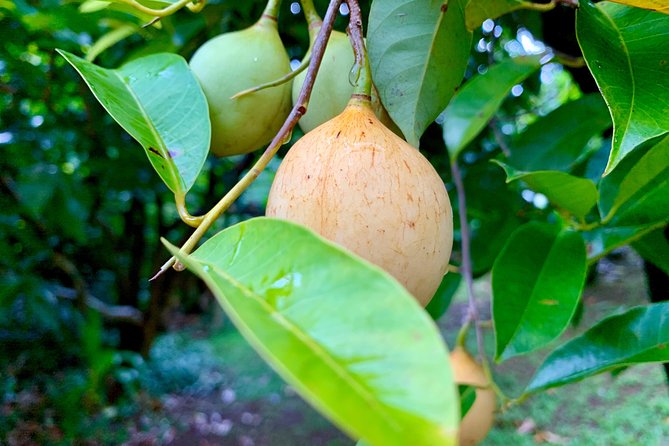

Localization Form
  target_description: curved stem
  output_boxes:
[116,0,201,18]
[345,0,372,98]
[231,59,310,99]
[175,193,205,228]
[152,0,344,280]
[521,0,557,12]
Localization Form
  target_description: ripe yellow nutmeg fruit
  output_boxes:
[189,17,292,157]
[450,347,496,446]
[266,96,453,305]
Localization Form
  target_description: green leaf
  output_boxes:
[576,1,669,174]
[442,55,543,160]
[58,50,210,194]
[368,0,472,147]
[492,222,587,361]
[632,227,669,274]
[458,385,476,419]
[165,218,459,446]
[508,94,611,172]
[493,161,598,219]
[425,272,462,320]
[598,134,669,225]
[583,224,663,262]
[465,0,543,31]
[527,303,669,392]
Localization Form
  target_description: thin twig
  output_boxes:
[450,160,486,359]
[151,0,344,280]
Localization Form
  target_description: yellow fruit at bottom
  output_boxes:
[450,347,496,445]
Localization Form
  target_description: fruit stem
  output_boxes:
[175,193,204,228]
[300,0,324,40]
[261,0,283,23]
[345,0,372,98]
[116,0,204,18]
[151,0,344,280]
[230,0,324,99]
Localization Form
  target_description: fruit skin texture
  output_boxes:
[292,32,403,136]
[266,99,453,305]
[450,348,496,446]
[190,19,292,157]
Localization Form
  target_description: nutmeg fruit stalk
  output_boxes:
[189,5,292,157]
[450,347,496,445]
[266,95,453,305]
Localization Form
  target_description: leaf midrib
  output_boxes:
[203,260,407,439]
[599,4,636,152]
[501,231,566,357]
[113,69,183,191]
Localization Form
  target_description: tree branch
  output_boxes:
[152,0,345,280]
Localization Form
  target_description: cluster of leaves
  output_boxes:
[3,0,669,444]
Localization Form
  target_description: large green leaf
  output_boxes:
[165,218,459,446]
[368,0,472,147]
[507,94,611,172]
[576,1,669,174]
[58,50,210,194]
[493,161,598,219]
[583,224,663,262]
[527,303,669,392]
[492,222,587,361]
[442,55,542,160]
[598,134,669,225]
[609,0,669,13]
[632,226,669,274]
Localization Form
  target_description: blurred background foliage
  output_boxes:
[1,0,666,444]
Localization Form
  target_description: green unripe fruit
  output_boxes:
[293,31,403,137]
[190,19,292,157]
[293,31,354,133]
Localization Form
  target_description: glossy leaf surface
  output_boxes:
[493,161,598,219]
[598,134,669,225]
[368,0,472,147]
[492,223,587,361]
[58,50,210,194]
[576,1,669,173]
[442,55,542,160]
[166,218,459,446]
[527,303,669,392]
[508,94,611,172]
